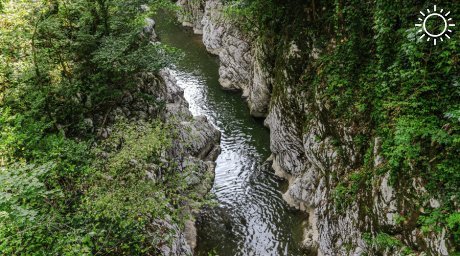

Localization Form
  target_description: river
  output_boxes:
[156,16,308,256]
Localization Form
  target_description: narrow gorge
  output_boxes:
[167,0,458,255]
[156,14,308,255]
[0,0,458,255]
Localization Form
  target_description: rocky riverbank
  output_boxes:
[175,0,454,255]
[177,0,271,118]
[159,68,221,254]
[86,16,221,255]
[87,69,220,255]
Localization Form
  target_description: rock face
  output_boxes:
[178,0,271,117]
[248,44,272,117]
[159,68,221,165]
[158,69,221,255]
[176,1,454,255]
[95,17,221,255]
[264,40,453,254]
[176,0,205,34]
[202,0,252,93]
[150,23,221,251]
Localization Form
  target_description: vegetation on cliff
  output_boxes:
[227,0,459,253]
[0,0,202,254]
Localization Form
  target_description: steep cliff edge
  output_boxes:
[146,20,221,254]
[177,0,271,117]
[0,1,222,254]
[81,19,221,255]
[176,0,459,255]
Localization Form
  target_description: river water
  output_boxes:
[156,17,307,256]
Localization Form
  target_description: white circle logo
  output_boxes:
[416,5,455,45]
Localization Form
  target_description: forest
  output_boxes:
[1,0,459,255]
[0,1,195,254]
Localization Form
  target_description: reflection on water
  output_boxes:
[156,15,307,256]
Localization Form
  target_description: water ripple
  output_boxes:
[156,17,309,256]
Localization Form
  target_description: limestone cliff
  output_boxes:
[176,0,456,255]
[177,0,271,117]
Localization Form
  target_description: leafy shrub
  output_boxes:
[0,0,197,254]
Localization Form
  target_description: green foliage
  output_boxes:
[228,0,459,251]
[447,213,460,246]
[333,168,372,211]
[0,119,192,254]
[1,0,177,137]
[419,208,446,234]
[363,232,414,255]
[74,121,187,255]
[223,0,280,37]
[0,0,195,254]
[0,163,57,222]
[394,213,407,225]
[207,249,218,256]
[372,232,402,249]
